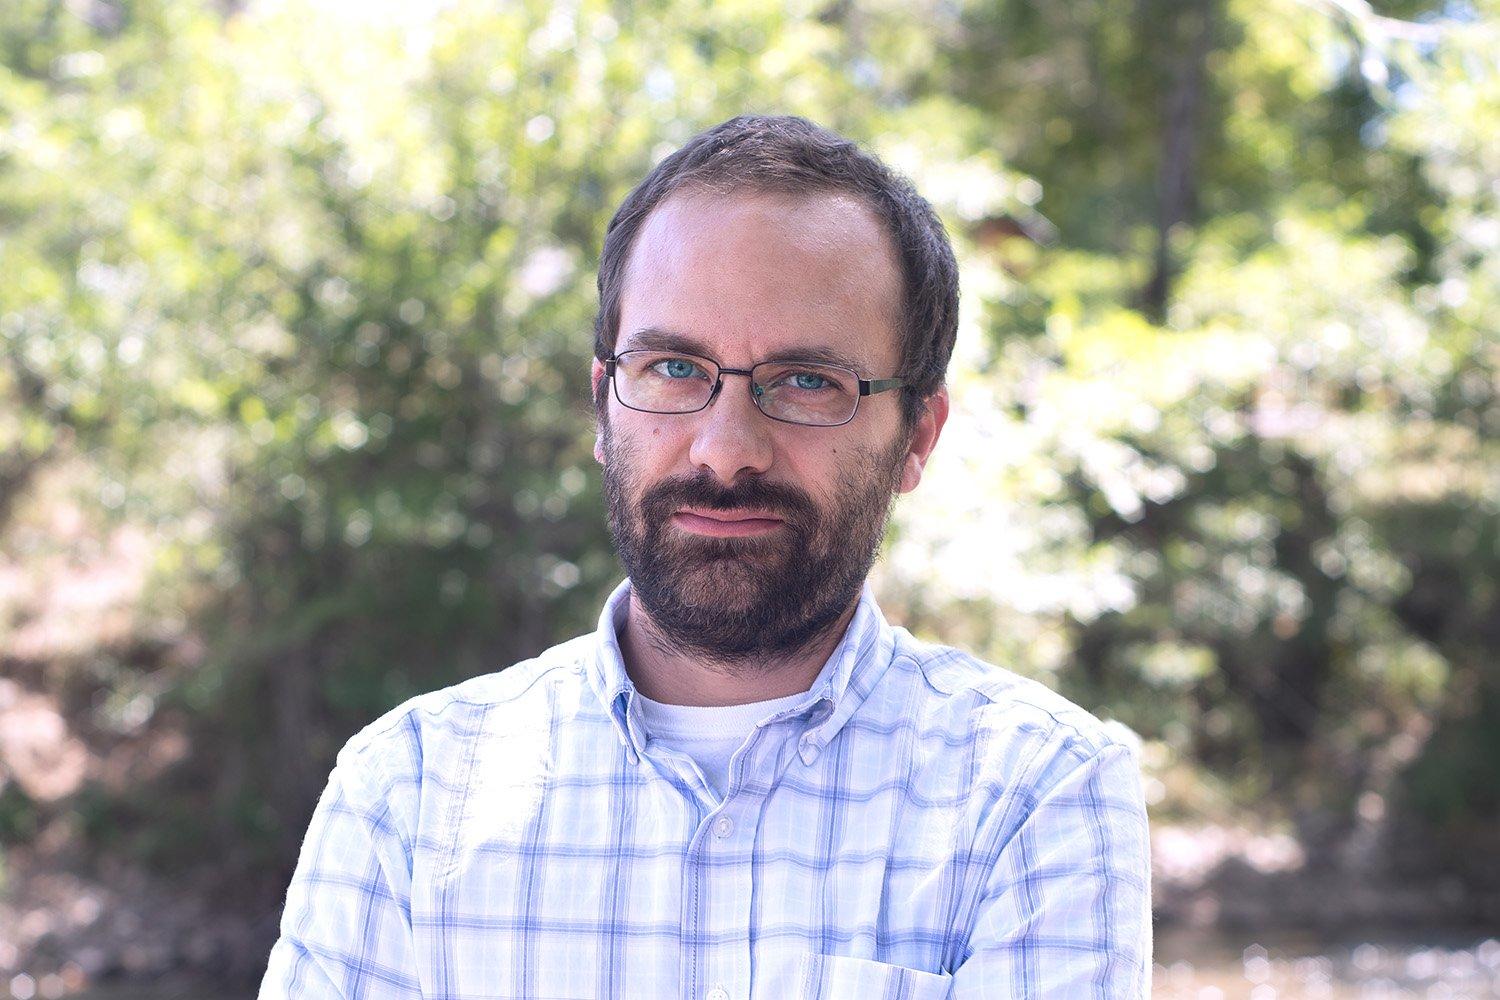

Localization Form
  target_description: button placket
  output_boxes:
[798,739,819,765]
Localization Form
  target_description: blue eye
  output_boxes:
[792,372,830,390]
[653,358,702,379]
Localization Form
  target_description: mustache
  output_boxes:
[638,472,819,530]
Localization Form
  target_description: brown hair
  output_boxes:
[593,114,959,428]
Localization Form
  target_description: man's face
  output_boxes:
[593,188,945,663]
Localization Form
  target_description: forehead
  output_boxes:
[617,187,904,373]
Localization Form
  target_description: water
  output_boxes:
[1152,927,1500,998]
[37,930,1500,999]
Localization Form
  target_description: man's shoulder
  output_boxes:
[891,626,1138,766]
[334,632,596,777]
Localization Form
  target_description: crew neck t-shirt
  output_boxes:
[634,687,810,800]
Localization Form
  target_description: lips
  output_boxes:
[670,507,787,537]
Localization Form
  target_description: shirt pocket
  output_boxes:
[795,953,952,1000]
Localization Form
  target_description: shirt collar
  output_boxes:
[585,578,897,764]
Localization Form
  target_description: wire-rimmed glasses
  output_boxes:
[604,349,904,427]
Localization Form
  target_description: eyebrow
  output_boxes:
[618,326,870,373]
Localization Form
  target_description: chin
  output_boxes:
[668,560,780,607]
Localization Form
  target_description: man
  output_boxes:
[260,114,1151,999]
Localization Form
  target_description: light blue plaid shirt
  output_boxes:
[260,579,1151,999]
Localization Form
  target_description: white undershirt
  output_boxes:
[634,688,810,798]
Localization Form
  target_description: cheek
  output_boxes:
[829,435,907,499]
[780,444,850,504]
[606,415,682,480]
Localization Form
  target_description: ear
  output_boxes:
[897,385,949,494]
[591,358,608,465]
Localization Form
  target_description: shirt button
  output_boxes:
[706,986,730,1000]
[713,816,733,838]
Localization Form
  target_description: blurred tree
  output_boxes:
[884,0,1498,886]
[0,0,1495,945]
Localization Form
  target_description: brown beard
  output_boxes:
[600,420,907,664]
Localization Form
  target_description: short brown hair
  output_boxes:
[593,114,959,428]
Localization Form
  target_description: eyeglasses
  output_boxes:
[604,349,905,427]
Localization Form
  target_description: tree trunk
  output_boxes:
[1140,0,1215,321]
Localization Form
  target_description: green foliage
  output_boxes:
[0,0,1495,895]
[0,783,40,847]
[1401,683,1500,827]
[881,0,1499,862]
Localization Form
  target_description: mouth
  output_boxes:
[670,506,788,538]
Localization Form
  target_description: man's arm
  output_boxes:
[948,741,1153,999]
[258,740,424,999]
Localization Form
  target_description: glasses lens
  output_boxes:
[751,361,859,426]
[615,351,717,413]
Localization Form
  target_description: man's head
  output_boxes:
[594,114,959,431]
[590,115,958,664]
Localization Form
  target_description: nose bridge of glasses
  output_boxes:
[713,365,761,400]
[724,368,763,413]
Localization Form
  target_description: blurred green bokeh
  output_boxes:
[0,0,1496,988]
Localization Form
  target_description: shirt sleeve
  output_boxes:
[948,741,1153,1000]
[258,738,424,1000]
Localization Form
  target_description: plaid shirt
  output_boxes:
[259,580,1151,999]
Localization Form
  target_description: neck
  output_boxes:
[618,590,860,707]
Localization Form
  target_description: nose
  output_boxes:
[687,373,775,485]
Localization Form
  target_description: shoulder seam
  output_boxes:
[345,650,584,755]
[905,637,1125,756]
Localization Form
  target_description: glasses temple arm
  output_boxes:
[858,378,904,396]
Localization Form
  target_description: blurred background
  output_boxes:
[1,0,1497,997]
